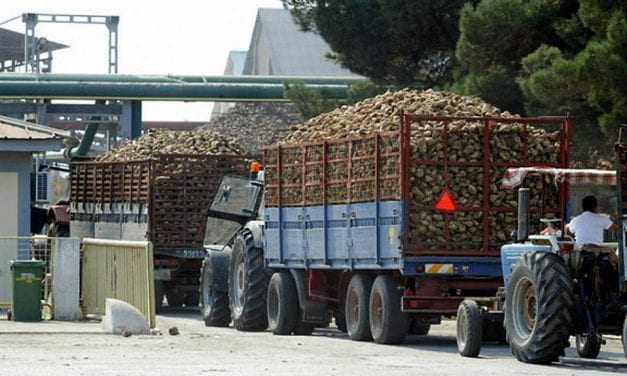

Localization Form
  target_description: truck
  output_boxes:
[200,113,571,343]
[69,154,248,311]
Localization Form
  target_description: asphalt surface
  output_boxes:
[0,310,625,376]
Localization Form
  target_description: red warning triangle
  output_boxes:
[434,189,457,213]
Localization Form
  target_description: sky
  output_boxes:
[1,0,285,121]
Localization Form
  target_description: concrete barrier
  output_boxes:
[102,298,149,335]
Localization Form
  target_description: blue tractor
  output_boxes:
[499,163,627,363]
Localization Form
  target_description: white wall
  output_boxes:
[0,172,19,305]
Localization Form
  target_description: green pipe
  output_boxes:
[131,101,142,139]
[0,81,351,101]
[71,123,99,157]
[0,73,365,86]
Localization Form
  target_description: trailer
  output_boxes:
[69,154,248,311]
[200,113,570,343]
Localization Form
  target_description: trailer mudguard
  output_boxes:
[289,269,329,325]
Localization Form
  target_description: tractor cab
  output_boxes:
[497,166,627,363]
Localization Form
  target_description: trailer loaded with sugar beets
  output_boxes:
[69,154,248,312]
[200,113,570,343]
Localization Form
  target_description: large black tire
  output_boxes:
[229,229,269,331]
[409,319,431,336]
[334,309,347,333]
[457,300,483,358]
[345,274,374,341]
[185,291,200,308]
[200,252,231,327]
[154,280,165,314]
[505,252,574,364]
[576,334,602,359]
[622,314,627,358]
[267,272,298,335]
[166,290,184,308]
[369,275,409,344]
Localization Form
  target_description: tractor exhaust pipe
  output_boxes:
[517,188,529,241]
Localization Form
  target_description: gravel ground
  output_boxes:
[0,312,625,376]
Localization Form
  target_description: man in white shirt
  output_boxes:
[566,195,617,245]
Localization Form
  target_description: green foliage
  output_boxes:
[282,0,473,86]
[457,0,626,164]
[462,68,525,115]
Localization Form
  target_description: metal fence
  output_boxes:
[81,238,155,328]
[0,236,80,320]
[0,236,53,309]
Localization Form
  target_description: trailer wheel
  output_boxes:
[200,252,231,327]
[267,272,298,335]
[185,292,200,308]
[505,252,574,364]
[229,229,269,331]
[166,291,184,308]
[409,318,431,336]
[334,309,347,333]
[345,274,374,341]
[154,280,165,314]
[457,300,483,357]
[576,334,602,359]
[622,314,627,358]
[369,275,409,344]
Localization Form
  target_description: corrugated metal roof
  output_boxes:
[0,115,70,140]
[243,8,360,77]
[0,27,68,62]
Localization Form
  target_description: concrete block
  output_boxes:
[102,298,149,335]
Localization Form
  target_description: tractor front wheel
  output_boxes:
[505,252,574,364]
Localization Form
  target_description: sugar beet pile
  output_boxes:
[96,129,246,162]
[199,103,302,157]
[276,89,561,248]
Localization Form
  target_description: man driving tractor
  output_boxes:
[566,195,617,246]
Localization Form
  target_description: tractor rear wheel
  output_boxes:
[229,229,269,331]
[576,334,602,359]
[200,251,231,327]
[369,275,409,344]
[506,252,574,364]
[345,274,374,341]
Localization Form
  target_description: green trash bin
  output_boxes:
[10,260,45,322]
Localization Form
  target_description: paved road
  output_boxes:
[0,312,625,376]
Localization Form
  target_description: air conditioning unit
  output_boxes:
[31,157,49,203]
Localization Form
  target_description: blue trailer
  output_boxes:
[200,114,570,344]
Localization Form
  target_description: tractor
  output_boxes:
[496,162,627,363]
